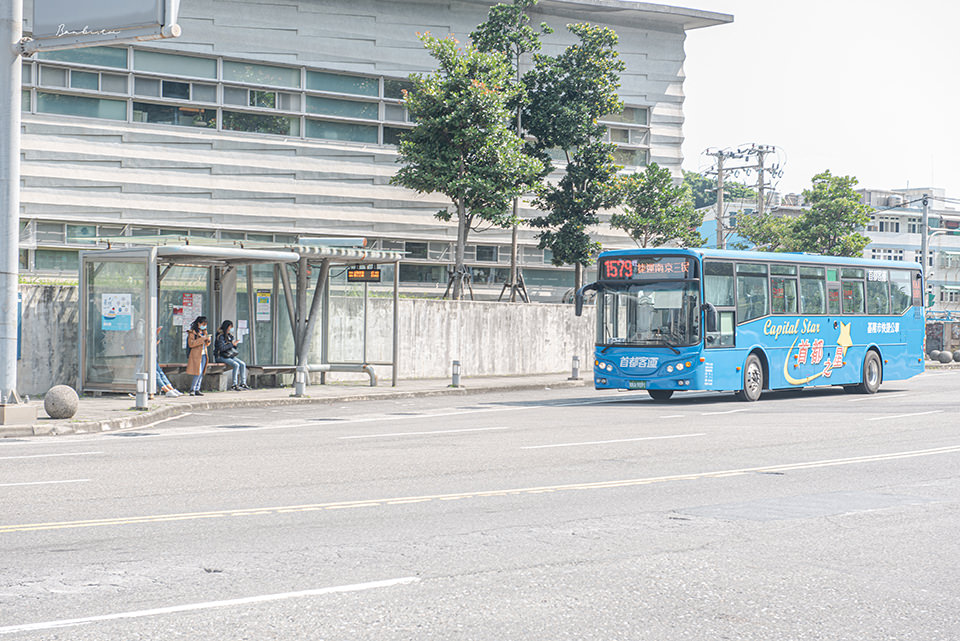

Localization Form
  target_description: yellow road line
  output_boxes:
[3,444,960,535]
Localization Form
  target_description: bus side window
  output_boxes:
[826,267,841,315]
[889,270,912,314]
[703,261,734,306]
[866,270,890,315]
[842,280,865,314]
[736,263,768,322]
[799,266,825,314]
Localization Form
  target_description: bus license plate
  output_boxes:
[628,380,647,390]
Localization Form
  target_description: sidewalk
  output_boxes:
[0,374,588,438]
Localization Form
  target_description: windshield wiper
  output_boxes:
[657,338,681,354]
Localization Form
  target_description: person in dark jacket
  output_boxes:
[215,320,249,391]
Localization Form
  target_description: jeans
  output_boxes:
[216,356,247,387]
[190,354,207,392]
[156,365,173,393]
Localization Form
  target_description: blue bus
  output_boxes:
[576,248,925,401]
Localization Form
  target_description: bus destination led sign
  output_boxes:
[600,256,692,280]
[347,268,381,283]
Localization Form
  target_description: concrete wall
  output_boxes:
[322,297,596,381]
[15,285,596,394]
[16,285,79,396]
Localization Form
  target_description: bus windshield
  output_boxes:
[598,281,700,348]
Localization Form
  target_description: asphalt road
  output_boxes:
[2,371,959,640]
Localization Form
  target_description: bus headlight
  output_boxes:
[676,363,684,371]
[666,365,674,373]
[606,363,614,372]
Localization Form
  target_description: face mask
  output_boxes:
[200,324,207,330]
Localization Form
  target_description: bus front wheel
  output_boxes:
[648,389,674,401]
[855,350,882,394]
[735,354,764,402]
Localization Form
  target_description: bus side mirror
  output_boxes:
[702,302,718,333]
[575,282,600,317]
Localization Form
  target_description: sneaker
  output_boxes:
[165,390,178,397]
[191,390,204,396]
[240,383,251,390]
[230,385,240,391]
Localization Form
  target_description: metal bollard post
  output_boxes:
[451,360,461,388]
[294,366,307,397]
[135,373,149,410]
[569,356,581,381]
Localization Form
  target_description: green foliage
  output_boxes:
[794,170,872,256]
[612,163,704,248]
[524,23,625,272]
[682,170,757,209]
[736,170,872,257]
[531,141,622,266]
[471,0,552,69]
[390,34,543,297]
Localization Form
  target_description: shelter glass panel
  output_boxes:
[84,261,148,389]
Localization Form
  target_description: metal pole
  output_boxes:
[0,0,23,404]
[921,193,930,305]
[246,266,257,365]
[392,260,399,387]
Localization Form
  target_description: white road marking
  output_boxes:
[866,410,944,421]
[847,393,908,403]
[660,414,685,419]
[0,451,102,461]
[520,433,705,450]
[701,408,750,416]
[0,479,89,488]
[0,577,421,635]
[341,426,509,440]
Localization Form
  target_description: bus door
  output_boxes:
[703,260,736,348]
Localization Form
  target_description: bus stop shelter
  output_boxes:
[79,243,402,394]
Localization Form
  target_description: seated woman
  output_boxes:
[215,320,250,391]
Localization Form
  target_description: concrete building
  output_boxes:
[16,0,732,300]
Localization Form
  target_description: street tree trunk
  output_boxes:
[452,199,468,300]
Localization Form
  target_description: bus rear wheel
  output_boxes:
[648,389,674,401]
[855,350,882,394]
[735,354,764,402]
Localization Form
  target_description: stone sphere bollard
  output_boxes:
[44,385,79,419]
[938,351,953,364]
[929,350,941,360]
[954,351,960,363]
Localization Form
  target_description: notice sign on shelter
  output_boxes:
[347,268,381,283]
[101,293,132,331]
[26,0,181,54]
[256,290,271,322]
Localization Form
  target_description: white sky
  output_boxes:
[679,0,960,200]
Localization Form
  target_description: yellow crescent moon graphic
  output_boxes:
[783,335,826,386]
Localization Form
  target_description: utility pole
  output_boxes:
[716,154,725,250]
[755,146,767,217]
[0,0,23,406]
[921,193,930,305]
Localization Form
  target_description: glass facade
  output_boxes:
[23,46,413,145]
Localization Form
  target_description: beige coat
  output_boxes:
[186,329,211,376]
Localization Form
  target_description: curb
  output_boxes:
[2,378,587,438]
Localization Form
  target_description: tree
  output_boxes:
[524,23,625,292]
[682,170,756,209]
[471,0,552,302]
[792,170,872,256]
[735,170,872,257]
[612,163,704,248]
[391,35,543,299]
